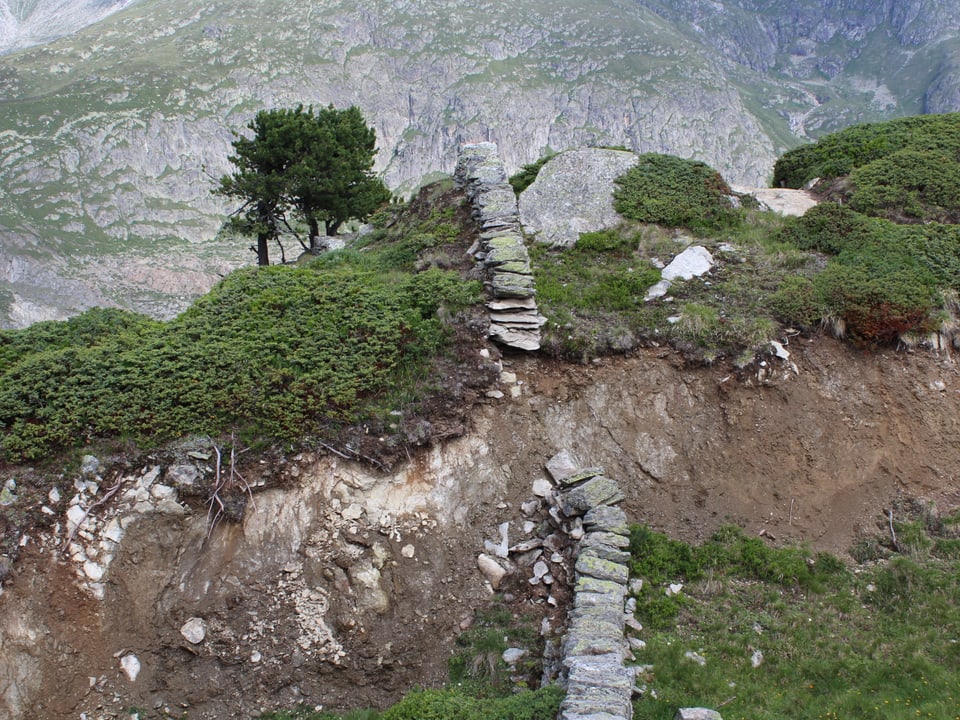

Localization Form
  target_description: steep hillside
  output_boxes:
[2,0,959,326]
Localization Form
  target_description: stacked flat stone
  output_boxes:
[554,467,634,720]
[454,142,546,351]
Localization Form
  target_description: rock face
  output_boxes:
[519,149,639,248]
[455,142,545,351]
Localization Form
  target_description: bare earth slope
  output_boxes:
[2,338,958,719]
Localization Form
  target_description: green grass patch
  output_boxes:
[628,524,960,720]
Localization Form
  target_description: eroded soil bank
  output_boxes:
[2,338,958,719]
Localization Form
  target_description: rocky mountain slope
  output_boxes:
[1,0,958,327]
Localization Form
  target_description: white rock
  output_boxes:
[477,554,508,589]
[102,518,124,544]
[662,246,714,282]
[66,505,87,533]
[48,487,61,504]
[500,371,518,384]
[41,506,55,516]
[520,500,540,517]
[666,583,683,597]
[646,246,715,300]
[545,449,580,482]
[530,560,549,585]
[341,503,364,521]
[180,617,207,644]
[531,478,554,497]
[401,544,415,559]
[523,521,536,534]
[149,484,176,500]
[83,561,105,582]
[250,650,262,663]
[629,578,644,595]
[119,654,140,682]
[502,648,526,665]
[684,650,707,666]
[509,385,522,398]
[139,466,161,488]
[674,709,723,720]
[770,340,790,360]
[629,637,647,651]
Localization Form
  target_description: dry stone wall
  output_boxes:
[548,460,635,720]
[454,142,545,351]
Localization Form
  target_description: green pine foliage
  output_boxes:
[612,154,741,231]
[772,112,960,190]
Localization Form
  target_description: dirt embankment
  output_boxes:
[2,337,959,719]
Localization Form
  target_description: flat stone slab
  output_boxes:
[583,505,629,534]
[557,467,605,487]
[574,576,627,603]
[487,297,538,311]
[561,476,624,515]
[576,553,629,584]
[580,530,630,549]
[489,324,541,350]
[579,543,631,564]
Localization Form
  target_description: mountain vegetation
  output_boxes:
[771,112,960,343]
[217,105,391,265]
[5,113,960,461]
[3,0,960,327]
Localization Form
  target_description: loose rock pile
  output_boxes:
[454,142,545,351]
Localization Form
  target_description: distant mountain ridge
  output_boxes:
[1,0,958,327]
[0,0,138,54]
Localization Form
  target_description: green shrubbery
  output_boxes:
[0,194,482,462]
[772,112,960,189]
[612,154,741,231]
[772,201,960,343]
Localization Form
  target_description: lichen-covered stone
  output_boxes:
[575,553,629,584]
[583,505,629,534]
[557,467,605,487]
[561,476,624,515]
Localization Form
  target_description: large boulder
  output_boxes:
[519,148,638,248]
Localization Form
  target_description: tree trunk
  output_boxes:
[326,218,342,236]
[256,232,270,266]
[308,216,321,252]
[256,201,272,266]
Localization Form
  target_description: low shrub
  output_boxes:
[847,149,960,224]
[612,153,741,231]
[0,261,481,461]
[773,112,960,188]
[770,275,821,328]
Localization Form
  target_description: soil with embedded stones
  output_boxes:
[3,338,960,719]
